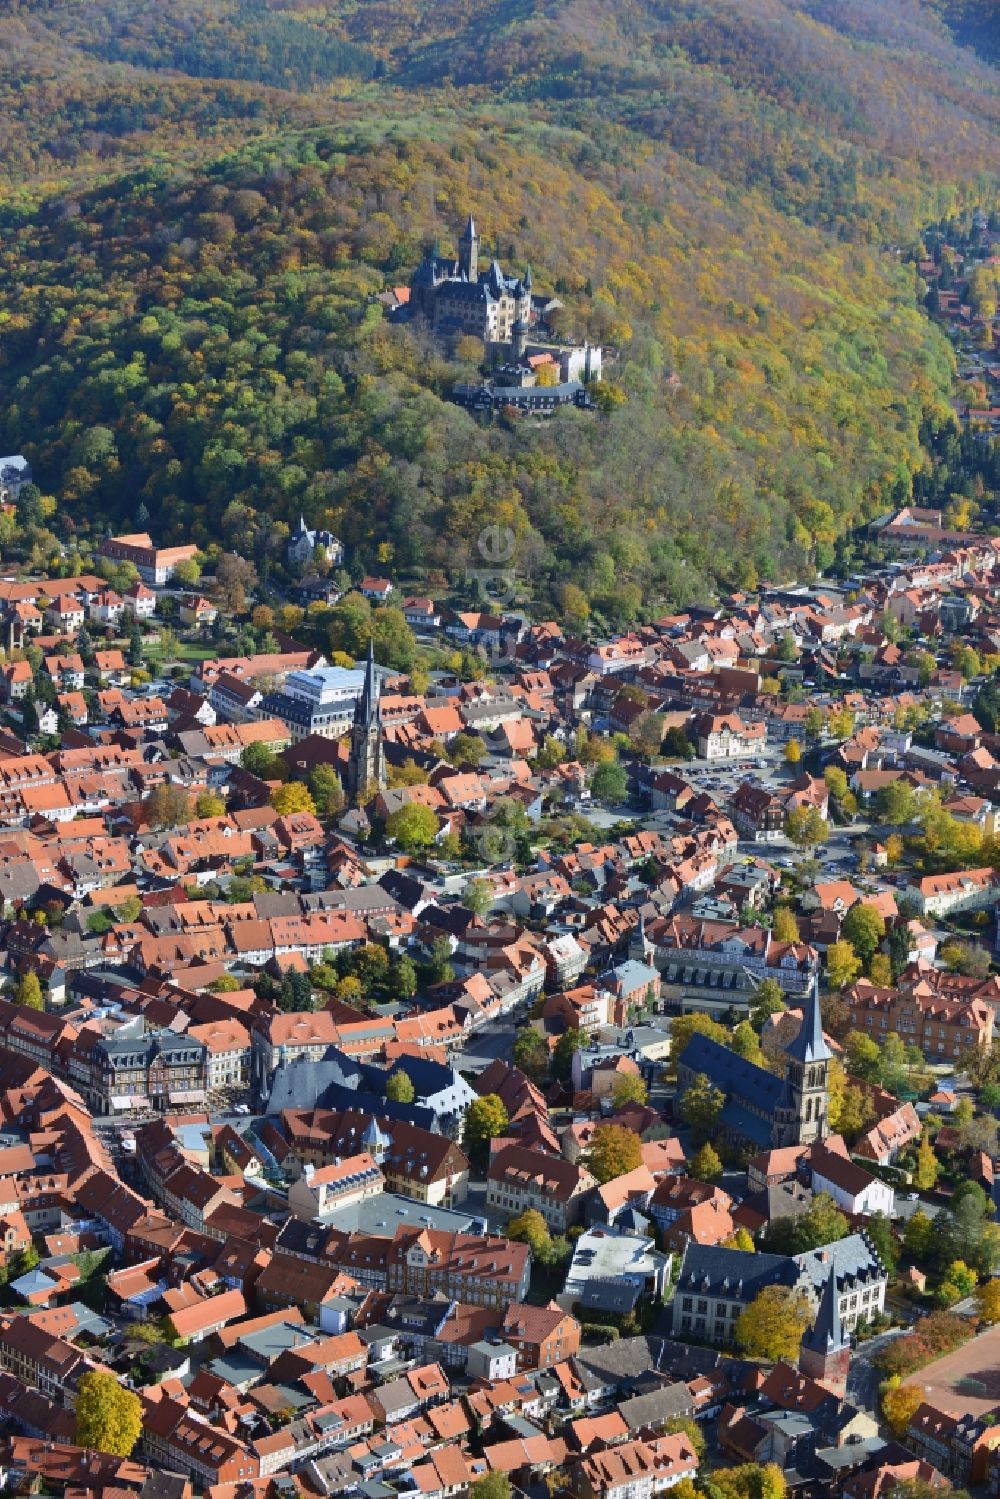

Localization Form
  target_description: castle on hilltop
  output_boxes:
[410,215,535,351]
[407,213,602,410]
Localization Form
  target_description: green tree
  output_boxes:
[678,1072,725,1144]
[903,1209,934,1261]
[585,1122,643,1183]
[241,741,284,779]
[827,939,862,991]
[470,1475,511,1499]
[386,1070,415,1104]
[841,903,886,966]
[308,763,345,818]
[591,761,628,803]
[664,1418,705,1463]
[464,1095,509,1159]
[749,978,787,1029]
[512,1028,549,1083]
[386,802,440,851]
[763,1192,849,1253]
[844,1030,881,1082]
[426,936,454,986]
[690,1141,723,1184]
[865,1211,899,1274]
[875,780,917,825]
[463,877,492,916]
[75,1371,142,1457]
[552,1027,584,1081]
[388,954,418,1002]
[735,1286,812,1362]
[14,972,44,1011]
[450,732,486,768]
[611,1072,648,1110]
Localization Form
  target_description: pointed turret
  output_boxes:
[802,1266,843,1355]
[799,1264,851,1395]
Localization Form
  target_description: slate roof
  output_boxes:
[675,1243,795,1300]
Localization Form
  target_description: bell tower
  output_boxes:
[775,981,830,1146]
[347,638,385,803]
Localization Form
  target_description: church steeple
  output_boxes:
[347,638,385,803]
[779,982,831,1146]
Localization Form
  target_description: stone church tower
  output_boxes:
[773,982,830,1147]
[347,639,385,802]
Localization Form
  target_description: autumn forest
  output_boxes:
[1,0,999,621]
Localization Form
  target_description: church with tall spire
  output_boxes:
[675,982,831,1152]
[346,639,385,802]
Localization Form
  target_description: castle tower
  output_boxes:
[517,268,532,324]
[512,315,528,363]
[347,638,385,802]
[459,215,479,282]
[778,981,831,1146]
[799,1265,850,1397]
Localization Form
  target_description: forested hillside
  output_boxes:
[0,0,998,620]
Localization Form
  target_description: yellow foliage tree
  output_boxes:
[271,782,317,817]
[735,1285,812,1361]
[881,1378,924,1437]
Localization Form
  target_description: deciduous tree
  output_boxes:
[386,1070,415,1104]
[464,1095,509,1159]
[611,1073,648,1110]
[881,1378,924,1437]
[15,972,43,1011]
[585,1123,642,1184]
[512,1028,549,1083]
[271,782,317,817]
[827,939,861,990]
[690,1142,723,1184]
[678,1072,725,1144]
[75,1371,142,1457]
[735,1285,812,1361]
[386,802,439,850]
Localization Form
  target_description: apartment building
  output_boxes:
[572,1433,698,1499]
[487,1145,596,1234]
[843,976,993,1061]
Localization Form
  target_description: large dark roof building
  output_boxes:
[676,985,830,1150]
